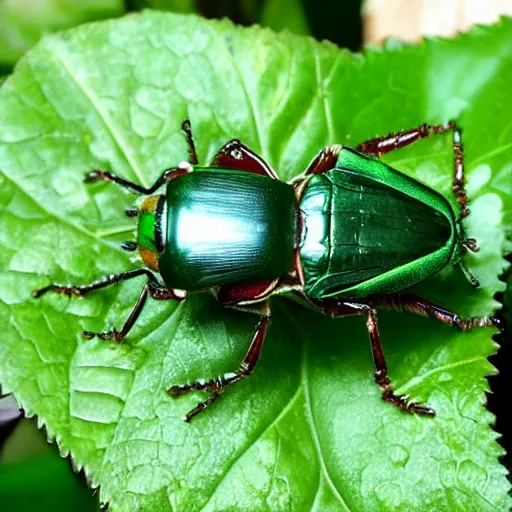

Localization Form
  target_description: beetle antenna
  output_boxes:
[121,241,138,252]
[459,261,480,288]
[125,208,138,217]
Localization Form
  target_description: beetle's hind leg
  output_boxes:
[167,302,271,422]
[372,293,500,331]
[357,121,471,219]
[314,298,435,416]
[312,291,499,416]
[365,309,435,416]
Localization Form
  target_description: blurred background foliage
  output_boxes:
[0,0,363,74]
[0,0,509,511]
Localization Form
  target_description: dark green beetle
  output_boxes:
[34,120,497,422]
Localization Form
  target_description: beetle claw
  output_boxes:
[491,316,503,331]
[84,170,102,183]
[381,388,436,417]
[82,329,124,342]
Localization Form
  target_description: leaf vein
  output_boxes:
[199,385,303,511]
[218,33,265,155]
[302,347,352,512]
[49,49,149,188]
[314,45,335,144]
[281,303,353,512]
[397,355,488,394]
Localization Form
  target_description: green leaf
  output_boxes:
[0,0,124,66]
[0,11,510,511]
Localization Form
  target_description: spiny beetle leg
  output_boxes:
[369,293,500,331]
[304,144,342,175]
[380,389,435,416]
[167,303,271,422]
[311,297,435,416]
[35,269,185,342]
[84,162,192,195]
[451,127,469,218]
[357,122,453,157]
[82,282,186,342]
[82,284,150,343]
[357,121,470,219]
[182,119,198,165]
[33,269,152,299]
[366,309,435,417]
[85,121,196,196]
[210,139,279,179]
[84,170,150,194]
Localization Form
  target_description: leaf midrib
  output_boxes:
[49,43,150,189]
[283,304,352,512]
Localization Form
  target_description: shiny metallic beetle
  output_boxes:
[34,120,497,422]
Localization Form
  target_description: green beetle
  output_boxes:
[34,120,497,422]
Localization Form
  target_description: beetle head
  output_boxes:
[120,195,166,271]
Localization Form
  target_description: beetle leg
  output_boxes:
[451,127,469,217]
[370,293,500,331]
[33,268,154,298]
[357,122,453,157]
[84,162,192,195]
[34,270,184,342]
[167,302,271,422]
[210,140,279,179]
[310,296,435,416]
[182,119,198,165]
[365,309,435,416]
[84,121,196,195]
[82,284,151,342]
[304,144,343,175]
[82,282,186,342]
[357,121,470,218]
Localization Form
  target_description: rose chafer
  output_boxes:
[34,121,497,422]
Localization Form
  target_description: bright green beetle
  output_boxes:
[34,120,497,422]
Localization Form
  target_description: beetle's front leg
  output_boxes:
[34,270,185,342]
[167,301,271,422]
[181,119,198,165]
[85,161,192,195]
[33,269,153,298]
[85,120,196,195]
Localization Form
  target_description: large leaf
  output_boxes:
[0,12,510,511]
